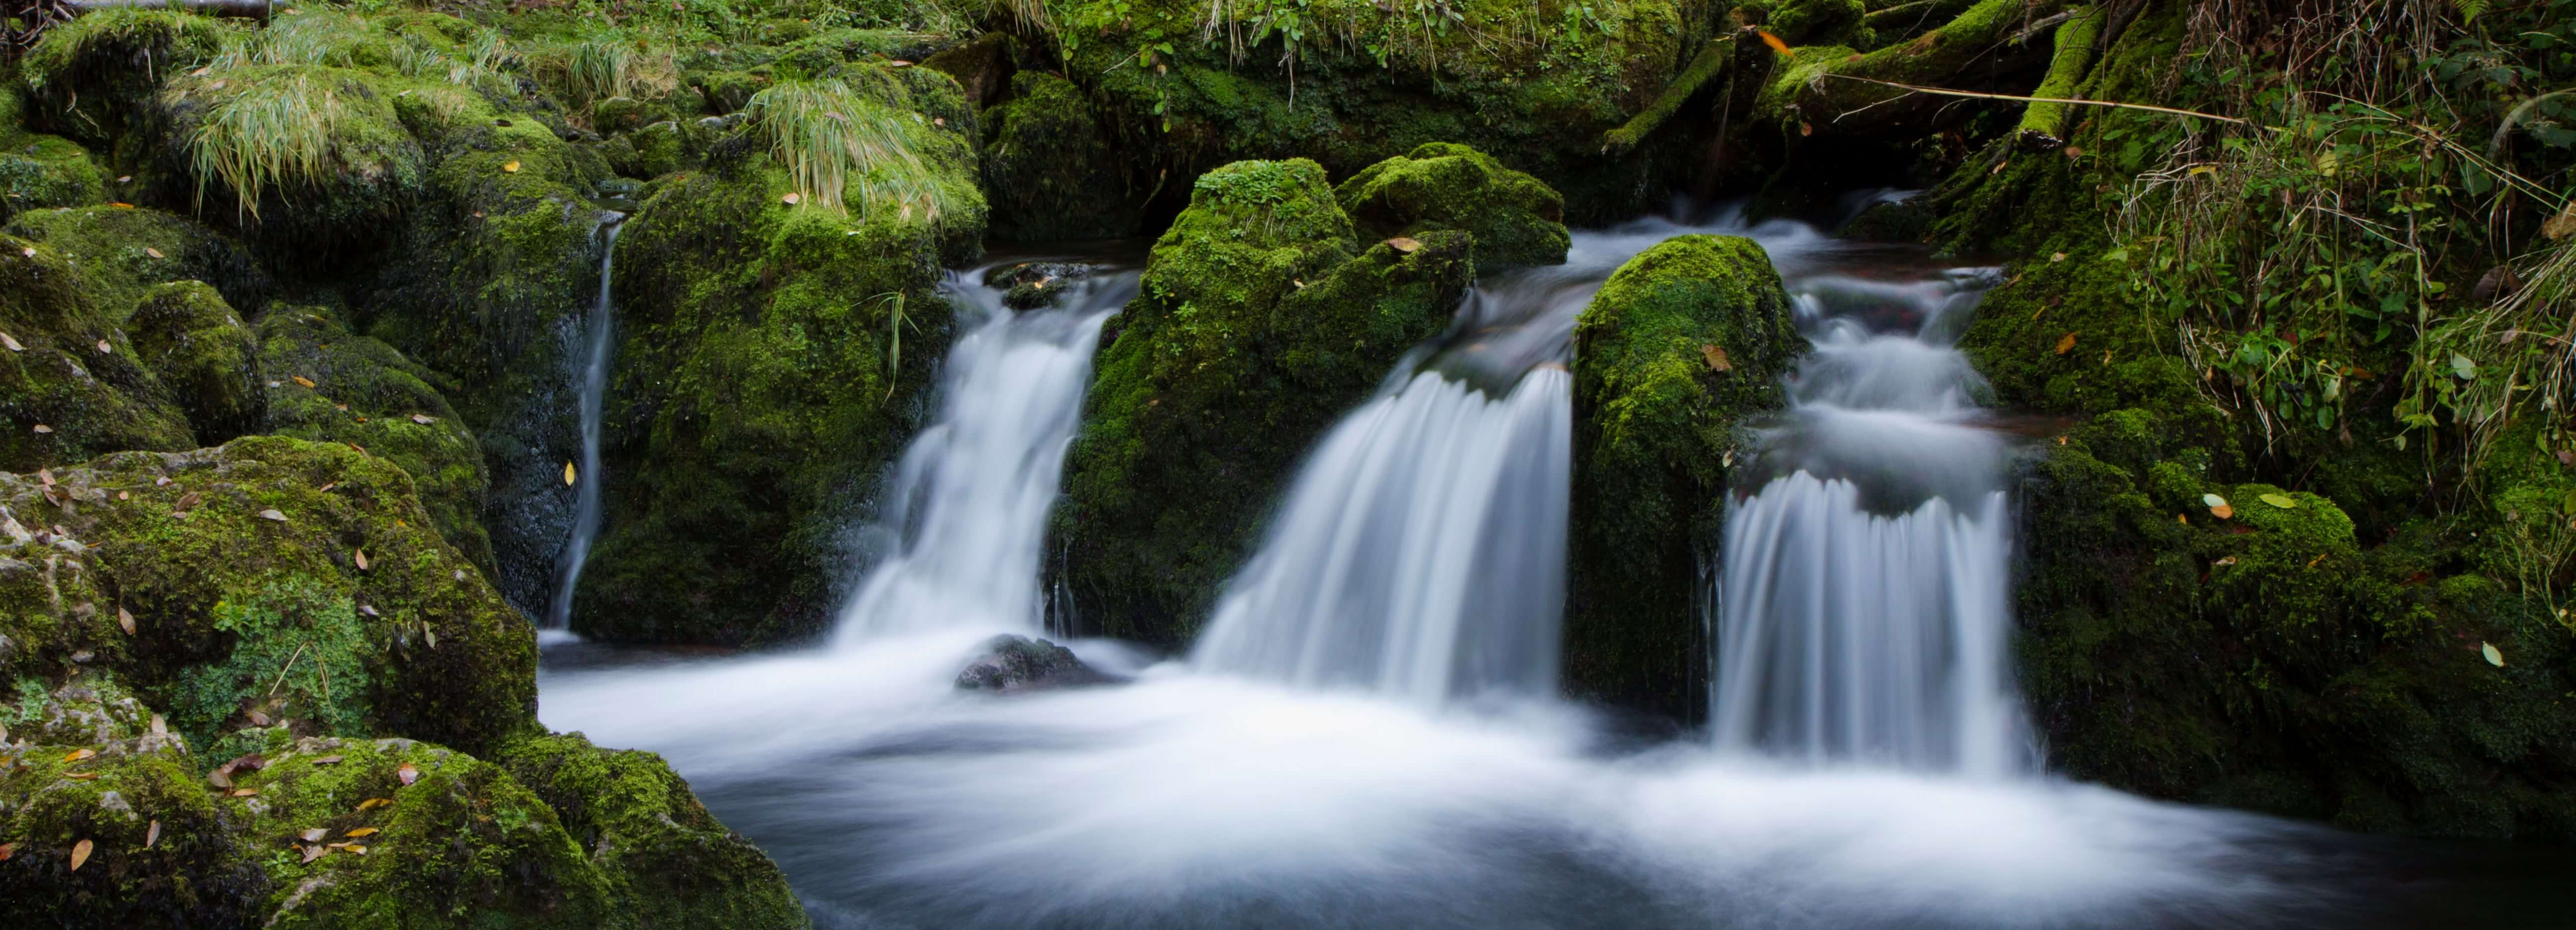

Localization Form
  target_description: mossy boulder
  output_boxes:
[0,83,106,224]
[126,282,263,444]
[18,8,231,148]
[0,738,268,925]
[3,205,271,324]
[1333,142,1571,274]
[257,306,493,577]
[155,64,428,262]
[1055,158,1472,645]
[495,732,808,927]
[2016,419,2576,840]
[1565,235,1800,717]
[0,233,195,471]
[0,437,532,756]
[981,71,1135,241]
[0,728,810,929]
[577,157,967,645]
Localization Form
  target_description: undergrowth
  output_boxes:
[746,78,963,222]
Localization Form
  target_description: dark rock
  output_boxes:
[982,261,1100,310]
[955,635,1110,692]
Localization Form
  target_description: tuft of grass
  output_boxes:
[173,72,349,221]
[542,33,681,105]
[746,78,964,224]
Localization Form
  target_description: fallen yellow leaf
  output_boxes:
[70,839,93,872]
[292,376,317,388]
[2054,332,2077,355]
[345,827,380,838]
[502,160,521,173]
[1756,29,1792,55]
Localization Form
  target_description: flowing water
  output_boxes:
[1711,263,2030,776]
[536,223,2570,929]
[545,217,624,629]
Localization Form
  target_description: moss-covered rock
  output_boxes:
[17,7,231,149]
[577,139,972,645]
[0,84,106,223]
[0,437,533,756]
[126,282,263,444]
[257,306,493,577]
[1333,141,1571,274]
[2,205,272,324]
[981,71,1135,241]
[1564,234,1800,717]
[2016,426,2576,840]
[155,64,428,262]
[1055,158,1472,645]
[0,233,195,471]
[495,732,807,927]
[0,738,268,925]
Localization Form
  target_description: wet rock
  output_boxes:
[955,635,1109,692]
[983,261,1100,310]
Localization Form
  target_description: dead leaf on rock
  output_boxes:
[397,763,419,786]
[502,160,521,173]
[145,247,165,259]
[410,413,436,425]
[1702,344,1732,372]
[356,798,392,812]
[781,192,802,206]
[118,607,135,635]
[32,424,53,434]
[564,462,577,486]
[301,844,327,864]
[70,839,92,872]
[0,843,12,861]
[1385,236,1420,253]
[231,788,258,797]
[300,828,328,843]
[260,509,287,522]
[292,376,316,388]
[354,549,370,571]
[63,748,95,763]
[176,491,202,512]
[0,331,21,351]
[345,827,379,838]
[2054,332,2077,355]
[146,821,160,849]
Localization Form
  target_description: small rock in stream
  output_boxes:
[955,635,1111,693]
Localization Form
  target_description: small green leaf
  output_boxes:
[2451,353,2477,381]
[2259,493,2297,509]
[2481,641,2503,667]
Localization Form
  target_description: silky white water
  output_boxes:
[832,265,1134,644]
[545,216,623,629]
[1712,264,2033,776]
[535,224,2450,929]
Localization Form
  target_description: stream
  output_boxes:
[536,206,2576,929]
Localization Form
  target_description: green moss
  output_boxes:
[157,64,428,261]
[0,436,536,756]
[1333,141,1571,274]
[126,282,263,443]
[236,737,620,929]
[1564,234,1800,716]
[496,732,807,928]
[18,7,232,147]
[2,204,273,323]
[0,113,106,223]
[2014,429,2576,840]
[0,741,268,925]
[1056,158,1469,645]
[258,306,494,576]
[1766,0,1872,47]
[1052,0,1698,222]
[981,71,1135,241]
[576,154,963,645]
[0,233,195,471]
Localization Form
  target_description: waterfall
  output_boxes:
[830,265,1136,646]
[545,216,623,629]
[1711,264,2031,777]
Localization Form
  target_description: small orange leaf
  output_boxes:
[145,247,166,259]
[96,339,112,353]
[502,160,521,173]
[63,748,95,763]
[781,192,803,206]
[2214,555,2238,566]
[2054,332,2077,355]
[1702,344,1732,371]
[354,549,370,571]
[32,424,52,434]
[119,607,136,635]
[111,202,135,209]
[1385,236,1421,253]
[70,839,92,872]
[2211,504,2234,519]
[1799,122,1813,137]
[146,821,160,849]
[292,376,316,388]
[231,788,258,797]
[0,843,13,861]
[397,763,419,786]
[1756,29,1791,55]
[357,797,392,812]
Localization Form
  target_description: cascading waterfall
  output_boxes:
[830,264,1135,645]
[532,210,2509,930]
[1712,263,2031,776]
[545,215,623,629]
